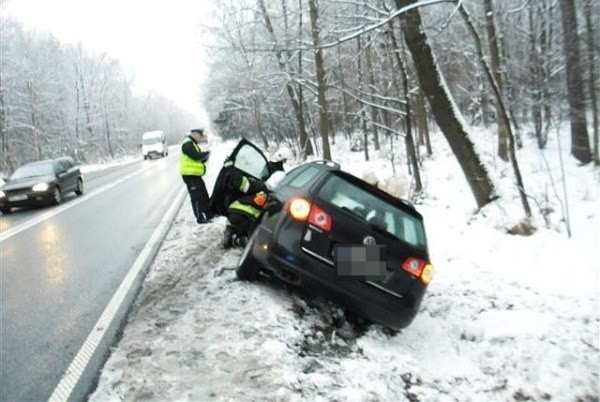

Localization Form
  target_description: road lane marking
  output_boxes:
[0,162,165,243]
[48,186,186,402]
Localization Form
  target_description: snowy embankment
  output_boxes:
[90,130,599,402]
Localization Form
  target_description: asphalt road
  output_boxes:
[0,152,185,402]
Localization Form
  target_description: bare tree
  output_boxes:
[483,0,509,162]
[395,0,497,209]
[459,3,532,218]
[0,16,194,168]
[584,0,599,166]
[308,0,332,160]
[257,0,314,157]
[559,0,592,164]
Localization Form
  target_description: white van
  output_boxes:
[142,131,168,159]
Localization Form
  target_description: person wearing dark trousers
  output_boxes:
[180,128,211,224]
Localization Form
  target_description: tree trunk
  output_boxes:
[584,0,599,166]
[460,4,532,218]
[416,87,431,156]
[559,0,592,163]
[395,0,497,209]
[336,45,352,140]
[0,77,14,173]
[27,81,43,159]
[308,0,332,160]
[366,36,380,151]
[388,20,422,193]
[484,0,509,162]
[253,97,269,150]
[357,35,370,161]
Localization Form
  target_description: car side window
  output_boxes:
[61,159,72,171]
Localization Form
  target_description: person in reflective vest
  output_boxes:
[222,191,269,248]
[180,128,211,224]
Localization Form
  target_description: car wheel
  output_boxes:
[75,177,84,195]
[0,206,11,214]
[236,231,260,281]
[52,187,62,205]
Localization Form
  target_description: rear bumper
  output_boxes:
[251,226,426,330]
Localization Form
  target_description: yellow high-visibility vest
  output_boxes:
[179,137,206,176]
[229,200,261,219]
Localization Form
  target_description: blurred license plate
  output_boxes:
[9,195,27,201]
[334,245,386,281]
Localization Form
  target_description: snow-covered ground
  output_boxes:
[90,128,599,402]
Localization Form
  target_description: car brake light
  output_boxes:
[402,257,434,284]
[288,197,311,220]
[287,197,332,232]
[308,204,332,232]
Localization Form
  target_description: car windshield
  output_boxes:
[10,163,55,179]
[143,137,162,145]
[317,175,428,250]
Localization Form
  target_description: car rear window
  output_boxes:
[317,175,427,250]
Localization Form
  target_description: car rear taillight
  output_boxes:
[287,197,332,232]
[308,204,332,231]
[402,257,434,285]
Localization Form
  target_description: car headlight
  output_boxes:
[32,182,50,192]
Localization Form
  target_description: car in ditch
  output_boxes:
[0,157,84,214]
[217,139,434,330]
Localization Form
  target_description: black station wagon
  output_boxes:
[0,157,84,214]
[229,143,434,330]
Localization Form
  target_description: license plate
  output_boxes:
[334,245,386,281]
[8,195,27,202]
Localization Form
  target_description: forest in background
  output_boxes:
[0,17,197,172]
[202,0,599,218]
[1,0,598,221]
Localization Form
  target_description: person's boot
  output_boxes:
[235,235,248,248]
[197,212,212,224]
[222,226,234,248]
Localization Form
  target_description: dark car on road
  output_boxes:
[0,157,84,214]
[214,139,434,330]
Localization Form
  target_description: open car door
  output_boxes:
[208,138,273,218]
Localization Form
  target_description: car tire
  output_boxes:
[75,177,84,195]
[236,231,260,281]
[0,206,11,214]
[52,186,62,205]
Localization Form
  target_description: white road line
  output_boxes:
[0,163,161,243]
[48,186,186,402]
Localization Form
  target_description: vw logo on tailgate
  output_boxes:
[363,235,376,245]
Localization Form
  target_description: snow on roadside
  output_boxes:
[90,131,599,402]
